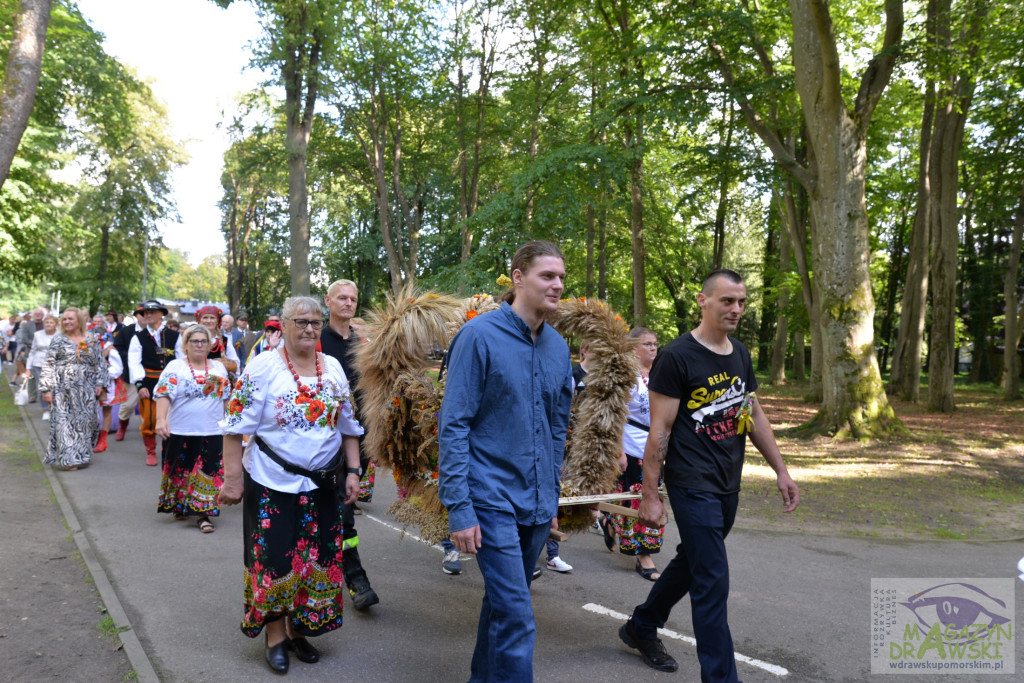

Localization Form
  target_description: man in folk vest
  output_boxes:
[113,305,144,440]
[128,300,179,465]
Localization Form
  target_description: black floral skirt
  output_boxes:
[240,472,346,638]
[158,434,223,517]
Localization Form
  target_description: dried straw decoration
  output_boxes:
[355,289,636,541]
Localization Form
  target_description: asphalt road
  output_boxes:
[18,400,1024,682]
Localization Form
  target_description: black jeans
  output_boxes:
[632,486,740,683]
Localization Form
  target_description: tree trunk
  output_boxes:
[711,99,735,271]
[878,203,908,373]
[779,175,823,400]
[770,220,791,384]
[888,2,937,402]
[926,0,986,412]
[758,217,777,372]
[792,329,806,380]
[790,0,902,437]
[281,21,321,297]
[1002,180,1024,399]
[0,0,51,191]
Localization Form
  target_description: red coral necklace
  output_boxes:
[187,356,208,385]
[283,346,322,398]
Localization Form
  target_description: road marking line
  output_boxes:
[364,513,476,562]
[582,603,789,677]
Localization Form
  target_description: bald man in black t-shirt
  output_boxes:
[618,269,800,682]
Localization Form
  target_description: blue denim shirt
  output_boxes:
[439,302,574,532]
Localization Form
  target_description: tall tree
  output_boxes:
[714,0,905,435]
[1004,180,1024,399]
[0,0,51,191]
[926,0,989,412]
[213,0,338,296]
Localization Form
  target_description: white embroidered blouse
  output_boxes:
[219,348,363,493]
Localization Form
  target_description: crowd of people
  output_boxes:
[4,243,800,681]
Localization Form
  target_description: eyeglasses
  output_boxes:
[288,318,324,330]
[640,342,658,348]
[188,339,210,346]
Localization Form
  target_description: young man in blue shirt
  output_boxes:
[439,240,575,682]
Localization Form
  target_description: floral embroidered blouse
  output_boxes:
[154,358,231,435]
[219,348,363,493]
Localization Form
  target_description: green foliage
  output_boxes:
[1,1,185,314]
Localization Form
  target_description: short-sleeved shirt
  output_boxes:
[622,376,650,459]
[154,358,231,435]
[649,333,758,494]
[219,348,363,493]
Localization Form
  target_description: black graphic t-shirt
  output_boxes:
[649,332,757,494]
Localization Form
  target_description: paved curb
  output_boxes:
[14,386,160,683]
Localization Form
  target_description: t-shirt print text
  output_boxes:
[686,374,749,441]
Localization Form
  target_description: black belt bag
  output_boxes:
[254,435,342,490]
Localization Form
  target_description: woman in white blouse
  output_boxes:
[154,324,230,532]
[217,296,363,675]
[26,315,58,419]
[609,327,665,581]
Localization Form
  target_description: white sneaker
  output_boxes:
[546,557,573,573]
[42,410,50,421]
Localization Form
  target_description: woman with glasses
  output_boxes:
[605,327,666,581]
[154,324,231,533]
[217,296,363,675]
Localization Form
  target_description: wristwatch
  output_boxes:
[135,381,143,389]
[348,466,363,477]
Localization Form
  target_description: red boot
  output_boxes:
[115,418,129,441]
[94,431,108,453]
[144,435,157,466]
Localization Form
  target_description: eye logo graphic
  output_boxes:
[900,582,1010,645]
[871,577,1014,674]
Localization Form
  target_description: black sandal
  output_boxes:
[635,559,660,581]
[197,517,215,533]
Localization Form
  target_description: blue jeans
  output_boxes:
[631,487,740,683]
[469,506,550,682]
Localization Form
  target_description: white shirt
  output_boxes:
[219,348,363,493]
[104,352,123,396]
[26,330,56,370]
[622,375,651,459]
[154,358,230,435]
[128,322,168,384]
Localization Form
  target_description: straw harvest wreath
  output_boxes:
[353,283,639,544]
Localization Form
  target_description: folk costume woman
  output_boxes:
[40,308,106,471]
[154,324,230,533]
[609,327,665,581]
[218,297,363,675]
[91,313,126,453]
[176,305,240,375]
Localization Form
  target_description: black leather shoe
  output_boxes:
[287,636,320,664]
[265,636,290,674]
